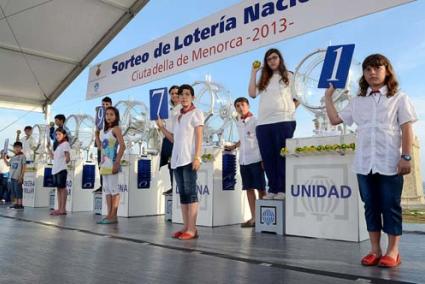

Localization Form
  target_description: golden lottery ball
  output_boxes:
[252,60,261,69]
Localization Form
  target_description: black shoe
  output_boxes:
[9,204,17,209]
[93,187,102,193]
[16,205,24,210]
[162,189,173,196]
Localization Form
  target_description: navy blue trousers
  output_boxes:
[357,172,403,236]
[256,121,296,194]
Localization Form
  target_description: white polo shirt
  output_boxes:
[170,108,204,169]
[236,116,262,165]
[21,136,36,161]
[256,72,296,126]
[338,86,417,175]
[165,104,182,133]
[52,141,71,175]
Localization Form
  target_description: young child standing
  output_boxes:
[157,84,204,240]
[49,114,72,151]
[248,48,299,200]
[94,96,113,194]
[49,128,70,216]
[95,106,126,224]
[161,85,181,195]
[225,97,266,227]
[3,142,26,209]
[325,54,417,268]
[21,126,36,163]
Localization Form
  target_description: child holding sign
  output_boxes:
[3,142,26,209]
[160,85,181,195]
[157,84,204,240]
[325,54,417,268]
[95,106,126,224]
[94,96,113,193]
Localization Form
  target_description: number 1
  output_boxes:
[328,47,343,81]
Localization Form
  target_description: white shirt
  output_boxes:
[21,135,36,161]
[52,141,71,175]
[0,159,9,173]
[338,86,417,175]
[165,104,182,133]
[170,108,204,169]
[236,115,262,165]
[256,73,296,125]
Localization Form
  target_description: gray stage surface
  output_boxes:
[0,206,424,284]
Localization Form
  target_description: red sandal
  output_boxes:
[178,231,199,240]
[172,231,184,239]
[378,254,401,268]
[361,253,381,266]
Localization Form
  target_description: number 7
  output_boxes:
[152,89,166,119]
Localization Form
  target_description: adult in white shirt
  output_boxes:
[248,48,299,200]
[160,85,181,195]
[325,54,417,268]
[20,126,36,163]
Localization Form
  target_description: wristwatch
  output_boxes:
[194,156,201,162]
[401,154,412,161]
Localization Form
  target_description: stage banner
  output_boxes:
[86,0,414,99]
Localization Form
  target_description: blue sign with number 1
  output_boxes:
[318,44,355,89]
[149,87,169,120]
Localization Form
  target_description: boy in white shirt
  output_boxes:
[21,126,36,163]
[226,97,266,227]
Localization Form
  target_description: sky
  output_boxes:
[1,0,425,178]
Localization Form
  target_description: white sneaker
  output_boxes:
[263,193,276,200]
[273,193,286,200]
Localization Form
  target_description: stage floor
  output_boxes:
[0,205,424,284]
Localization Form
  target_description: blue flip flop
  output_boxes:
[97,218,118,224]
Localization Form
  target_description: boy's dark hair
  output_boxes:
[54,114,66,122]
[13,141,22,147]
[169,85,179,94]
[102,96,112,104]
[178,84,195,97]
[104,106,120,131]
[55,128,69,142]
[234,97,249,107]
[24,126,32,131]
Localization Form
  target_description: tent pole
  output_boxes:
[44,104,51,124]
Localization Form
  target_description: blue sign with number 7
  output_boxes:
[318,44,355,89]
[149,87,169,121]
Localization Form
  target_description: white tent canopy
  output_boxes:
[0,0,148,113]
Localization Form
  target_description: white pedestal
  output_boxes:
[172,147,250,227]
[23,164,54,208]
[54,160,100,212]
[49,189,55,210]
[165,195,172,221]
[102,154,167,217]
[285,134,368,242]
[93,192,102,215]
[255,199,285,235]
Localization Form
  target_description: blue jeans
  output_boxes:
[10,179,23,199]
[160,138,174,188]
[174,163,198,204]
[357,172,403,236]
[256,121,296,193]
